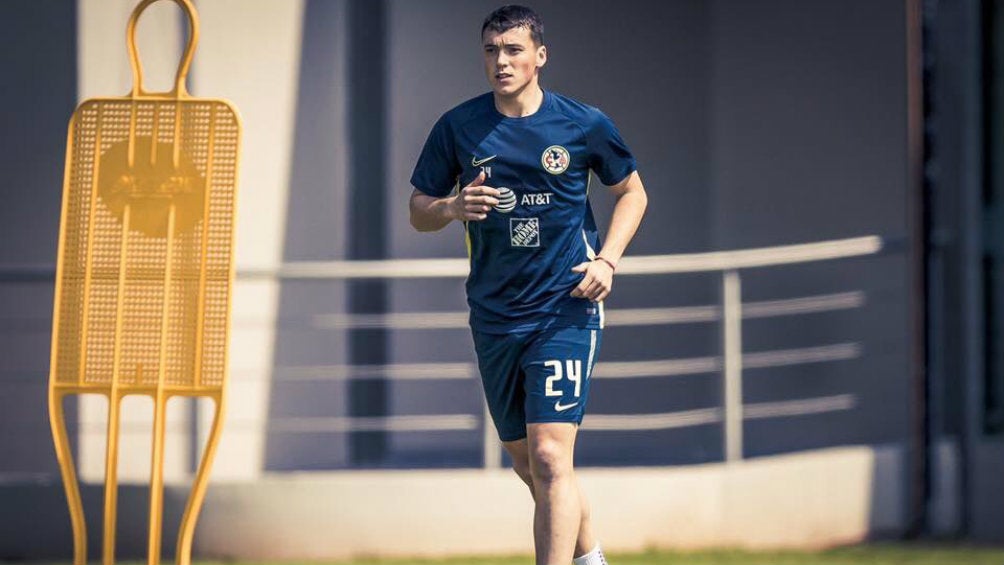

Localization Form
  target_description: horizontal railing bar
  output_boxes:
[583,407,722,431]
[597,357,720,378]
[314,311,469,330]
[619,236,886,275]
[581,394,857,431]
[310,291,867,330]
[66,414,481,434]
[0,290,866,334]
[744,394,857,419]
[268,342,861,381]
[742,343,861,369]
[742,291,866,319]
[59,395,856,434]
[273,362,473,381]
[268,415,480,433]
[0,391,854,478]
[49,383,223,396]
[0,235,891,283]
[0,342,863,383]
[260,235,888,278]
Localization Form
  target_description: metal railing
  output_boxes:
[248,234,888,467]
[1,235,892,470]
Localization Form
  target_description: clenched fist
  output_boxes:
[570,259,615,302]
[449,170,501,222]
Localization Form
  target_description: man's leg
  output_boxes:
[506,437,590,557]
[524,422,581,565]
[503,438,597,557]
[516,326,603,563]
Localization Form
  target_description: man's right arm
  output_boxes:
[409,170,500,232]
[409,190,458,232]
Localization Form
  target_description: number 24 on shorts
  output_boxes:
[544,359,582,397]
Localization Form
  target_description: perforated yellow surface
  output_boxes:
[47,2,241,565]
[53,99,238,393]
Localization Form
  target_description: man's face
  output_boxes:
[482,26,546,98]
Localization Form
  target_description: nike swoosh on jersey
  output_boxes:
[554,400,579,412]
[472,155,497,167]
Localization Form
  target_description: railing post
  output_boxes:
[722,269,744,463]
[483,400,501,469]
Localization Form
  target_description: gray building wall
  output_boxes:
[707,0,912,454]
[0,0,78,478]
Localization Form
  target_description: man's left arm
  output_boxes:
[571,170,648,302]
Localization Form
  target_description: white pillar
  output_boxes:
[191,0,305,480]
[722,269,743,463]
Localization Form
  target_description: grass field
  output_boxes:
[191,544,1004,565]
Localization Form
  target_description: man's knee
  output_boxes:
[529,438,573,484]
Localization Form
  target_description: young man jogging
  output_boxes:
[408,5,647,564]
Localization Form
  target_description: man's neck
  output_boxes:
[494,84,544,118]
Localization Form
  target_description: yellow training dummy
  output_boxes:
[48,1,241,564]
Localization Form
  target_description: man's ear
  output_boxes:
[537,45,547,69]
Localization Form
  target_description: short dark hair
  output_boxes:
[481,5,544,46]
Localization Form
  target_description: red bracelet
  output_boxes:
[594,256,617,271]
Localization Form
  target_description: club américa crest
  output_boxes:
[541,145,570,175]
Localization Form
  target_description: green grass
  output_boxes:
[190,543,1004,565]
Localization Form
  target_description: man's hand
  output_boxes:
[449,170,500,222]
[570,259,614,302]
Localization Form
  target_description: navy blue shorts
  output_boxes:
[472,326,602,442]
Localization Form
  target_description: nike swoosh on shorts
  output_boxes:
[554,400,579,412]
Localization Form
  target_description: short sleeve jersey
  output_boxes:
[411,90,636,334]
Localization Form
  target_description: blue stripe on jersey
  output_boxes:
[411,90,636,333]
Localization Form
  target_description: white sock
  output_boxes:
[573,543,607,565]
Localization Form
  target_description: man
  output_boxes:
[408,5,647,565]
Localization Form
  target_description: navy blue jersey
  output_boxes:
[411,90,636,333]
